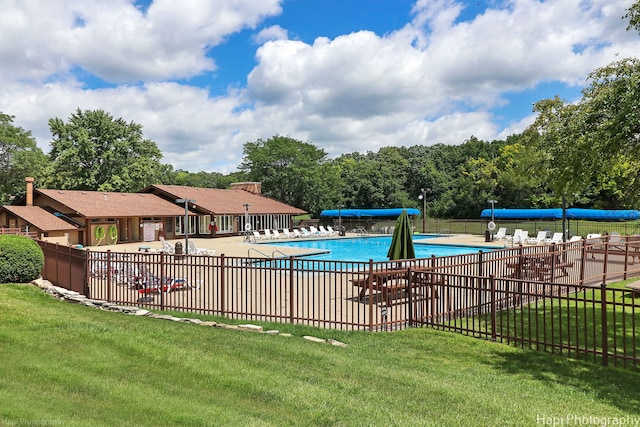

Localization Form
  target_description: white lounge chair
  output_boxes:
[252,230,263,241]
[527,231,548,245]
[187,240,215,255]
[159,236,175,254]
[263,229,274,240]
[300,227,315,237]
[272,229,283,239]
[282,229,293,238]
[318,226,333,236]
[309,226,323,236]
[515,230,529,245]
[494,227,507,240]
[507,229,522,243]
[546,232,563,244]
[327,226,339,236]
[293,229,303,238]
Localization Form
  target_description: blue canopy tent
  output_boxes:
[480,208,640,221]
[321,208,421,218]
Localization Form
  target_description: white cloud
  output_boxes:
[1,0,639,174]
[252,25,289,44]
[0,0,283,83]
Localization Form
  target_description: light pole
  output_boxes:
[419,188,430,233]
[176,198,196,254]
[243,203,251,241]
[487,199,497,223]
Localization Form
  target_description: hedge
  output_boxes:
[0,235,44,283]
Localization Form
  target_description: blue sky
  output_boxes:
[1,0,637,173]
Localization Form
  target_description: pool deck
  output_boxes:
[85,233,507,258]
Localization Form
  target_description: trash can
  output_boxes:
[340,226,346,237]
[174,241,184,259]
[485,230,491,242]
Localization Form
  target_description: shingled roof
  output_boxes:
[144,185,307,216]
[36,189,186,218]
[2,205,77,231]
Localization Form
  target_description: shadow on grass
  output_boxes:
[486,348,640,415]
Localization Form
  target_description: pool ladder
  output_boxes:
[247,248,290,259]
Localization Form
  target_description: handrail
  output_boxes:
[247,247,271,258]
[272,249,289,258]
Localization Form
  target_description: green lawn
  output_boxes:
[1,284,639,426]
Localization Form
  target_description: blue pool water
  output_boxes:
[264,236,492,263]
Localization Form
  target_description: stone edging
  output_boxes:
[31,278,348,348]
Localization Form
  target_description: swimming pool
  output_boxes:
[265,236,493,263]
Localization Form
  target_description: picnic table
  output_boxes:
[351,268,444,306]
[505,253,573,281]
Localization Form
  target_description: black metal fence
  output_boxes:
[37,236,640,369]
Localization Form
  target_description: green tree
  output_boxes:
[625,0,640,33]
[46,109,165,192]
[239,135,341,216]
[333,148,410,209]
[0,113,47,204]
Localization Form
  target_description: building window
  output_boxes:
[175,216,197,236]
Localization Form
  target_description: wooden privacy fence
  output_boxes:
[37,236,640,369]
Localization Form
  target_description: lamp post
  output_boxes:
[176,198,196,254]
[243,203,251,241]
[487,199,497,224]
[419,188,430,233]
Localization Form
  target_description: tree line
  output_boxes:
[2,3,638,219]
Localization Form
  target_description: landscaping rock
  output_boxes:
[303,335,326,343]
[30,279,348,348]
[238,324,263,332]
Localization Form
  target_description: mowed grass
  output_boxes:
[1,285,639,426]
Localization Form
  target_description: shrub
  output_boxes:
[0,235,44,283]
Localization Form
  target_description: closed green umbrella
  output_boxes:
[387,209,415,260]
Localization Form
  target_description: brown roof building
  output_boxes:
[0,178,307,247]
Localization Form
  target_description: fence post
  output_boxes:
[220,254,226,315]
[289,256,295,323]
[600,281,609,367]
[84,249,90,298]
[367,259,374,332]
[490,275,497,341]
[106,250,112,302]
[406,267,412,327]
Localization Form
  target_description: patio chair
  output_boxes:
[318,226,333,236]
[509,229,528,245]
[159,236,175,254]
[272,229,283,239]
[300,227,315,237]
[494,227,507,240]
[308,226,323,236]
[546,232,563,244]
[282,229,293,238]
[252,230,263,241]
[526,231,548,245]
[326,226,339,236]
[263,229,274,240]
[187,240,215,255]
[293,229,303,238]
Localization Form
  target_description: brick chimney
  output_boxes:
[230,182,262,194]
[26,177,34,206]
